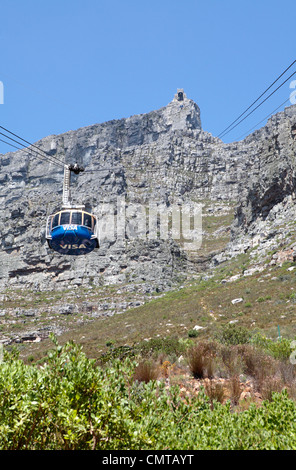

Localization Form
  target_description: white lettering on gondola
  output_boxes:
[63,224,78,230]
[59,244,87,249]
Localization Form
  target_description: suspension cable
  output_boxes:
[0,125,65,168]
[218,59,296,139]
[0,132,65,169]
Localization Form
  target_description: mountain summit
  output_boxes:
[0,90,296,296]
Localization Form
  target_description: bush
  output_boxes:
[137,336,186,360]
[261,377,284,402]
[132,360,159,383]
[250,333,294,360]
[99,345,136,364]
[229,375,242,405]
[216,324,250,346]
[2,335,296,450]
[279,361,295,385]
[188,329,199,338]
[234,343,277,392]
[187,341,217,379]
[204,380,225,407]
[220,345,244,376]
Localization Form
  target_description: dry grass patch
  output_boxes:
[187,341,218,379]
[132,360,159,383]
[204,379,225,408]
[260,377,285,401]
[229,374,242,405]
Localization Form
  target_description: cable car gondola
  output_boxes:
[46,163,99,255]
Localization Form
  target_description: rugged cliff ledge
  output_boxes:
[1,89,296,293]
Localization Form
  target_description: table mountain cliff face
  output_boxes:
[1,89,296,292]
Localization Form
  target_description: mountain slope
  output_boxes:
[1,90,296,350]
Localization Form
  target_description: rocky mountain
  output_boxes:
[1,88,296,299]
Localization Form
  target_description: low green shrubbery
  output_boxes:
[136,335,187,360]
[214,325,295,360]
[250,333,294,360]
[1,335,296,449]
[215,323,251,346]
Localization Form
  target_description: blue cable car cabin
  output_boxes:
[46,209,99,255]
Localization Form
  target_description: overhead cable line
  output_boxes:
[218,69,296,139]
[0,125,65,169]
[0,132,65,169]
[218,59,296,139]
[0,131,65,169]
[234,96,292,142]
[0,137,23,152]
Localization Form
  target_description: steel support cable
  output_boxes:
[0,132,64,168]
[0,125,66,168]
[1,61,296,168]
[218,59,296,139]
[1,143,63,170]
[0,126,124,172]
[218,69,296,139]
[0,132,65,169]
[234,96,292,141]
[0,137,22,152]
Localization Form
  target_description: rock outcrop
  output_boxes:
[1,88,296,292]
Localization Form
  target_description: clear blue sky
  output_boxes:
[0,0,296,155]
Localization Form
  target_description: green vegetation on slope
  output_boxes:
[2,213,296,450]
[1,335,296,450]
[9,255,296,364]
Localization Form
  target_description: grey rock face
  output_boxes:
[1,89,296,292]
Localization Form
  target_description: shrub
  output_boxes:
[220,345,244,376]
[250,333,294,360]
[279,361,295,385]
[216,324,250,346]
[2,337,296,449]
[132,360,159,383]
[261,377,284,402]
[229,374,242,405]
[188,329,199,338]
[99,345,136,364]
[160,360,174,378]
[204,380,225,408]
[137,336,186,360]
[187,341,217,379]
[238,344,276,387]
